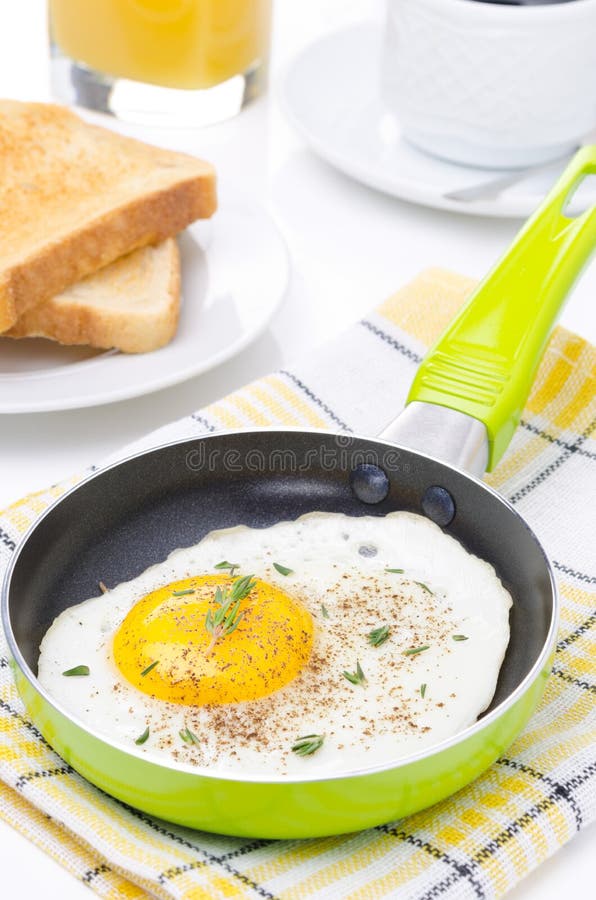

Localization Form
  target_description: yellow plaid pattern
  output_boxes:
[0,270,594,899]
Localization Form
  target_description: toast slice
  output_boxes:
[0,100,215,332]
[6,239,180,354]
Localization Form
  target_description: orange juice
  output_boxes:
[49,0,272,90]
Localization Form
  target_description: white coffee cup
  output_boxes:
[381,0,596,169]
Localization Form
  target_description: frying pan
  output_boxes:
[3,148,596,840]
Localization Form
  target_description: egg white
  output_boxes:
[38,511,512,776]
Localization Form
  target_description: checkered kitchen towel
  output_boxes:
[0,269,594,899]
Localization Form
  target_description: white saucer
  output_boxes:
[0,186,288,413]
[281,23,596,219]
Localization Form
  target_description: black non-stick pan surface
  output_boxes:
[8,429,554,715]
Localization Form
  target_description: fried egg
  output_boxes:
[38,511,512,776]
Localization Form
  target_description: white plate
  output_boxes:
[281,23,596,219]
[0,187,289,413]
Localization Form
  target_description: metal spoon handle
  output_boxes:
[443,157,570,204]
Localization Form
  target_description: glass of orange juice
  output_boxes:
[49,0,273,126]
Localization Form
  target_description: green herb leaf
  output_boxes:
[205,574,256,651]
[403,645,430,656]
[452,634,469,642]
[230,574,257,602]
[140,660,159,677]
[214,560,240,576]
[135,726,150,745]
[414,581,433,595]
[291,734,325,757]
[179,727,200,746]
[368,625,390,647]
[321,603,330,619]
[172,588,195,597]
[415,581,434,595]
[342,660,367,686]
[385,568,404,574]
[62,665,89,677]
[273,562,293,576]
[420,683,427,698]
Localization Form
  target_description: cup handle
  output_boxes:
[407,146,596,471]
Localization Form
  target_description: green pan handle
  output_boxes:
[407,146,596,471]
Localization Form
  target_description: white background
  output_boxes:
[0,1,594,897]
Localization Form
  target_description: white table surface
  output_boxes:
[0,1,594,897]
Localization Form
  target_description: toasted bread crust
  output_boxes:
[2,179,205,335]
[0,101,215,332]
[0,276,13,332]
[7,239,181,354]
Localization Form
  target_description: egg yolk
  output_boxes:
[112,574,313,705]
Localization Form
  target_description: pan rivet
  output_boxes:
[350,464,390,504]
[421,485,456,527]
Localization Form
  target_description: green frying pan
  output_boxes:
[2,147,596,838]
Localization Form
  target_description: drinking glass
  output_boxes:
[49,0,273,126]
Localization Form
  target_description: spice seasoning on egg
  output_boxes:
[40,511,512,776]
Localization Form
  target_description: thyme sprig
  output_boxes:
[205,574,256,652]
[368,625,390,647]
[452,634,469,642]
[403,645,430,656]
[172,588,195,597]
[385,568,404,574]
[140,660,159,677]
[342,661,367,687]
[273,562,293,576]
[420,683,427,698]
[414,581,433,595]
[179,726,200,745]
[291,734,325,757]
[321,603,330,619]
[214,560,240,576]
[62,665,89,677]
[135,726,150,745]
